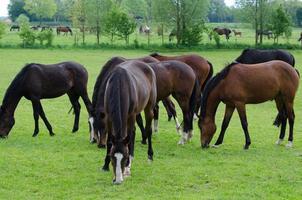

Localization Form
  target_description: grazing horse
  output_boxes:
[139,25,150,35]
[233,29,242,37]
[57,26,72,36]
[257,30,273,39]
[10,25,20,31]
[100,60,157,184]
[0,62,92,138]
[41,26,53,32]
[213,27,232,40]
[198,61,299,149]
[31,25,40,31]
[150,53,213,117]
[169,29,176,42]
[236,49,295,67]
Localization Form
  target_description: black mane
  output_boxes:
[2,64,34,107]
[150,52,160,57]
[200,62,238,118]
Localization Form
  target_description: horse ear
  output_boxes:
[123,134,131,145]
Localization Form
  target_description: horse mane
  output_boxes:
[2,64,33,107]
[92,57,125,109]
[200,62,238,118]
[150,52,160,57]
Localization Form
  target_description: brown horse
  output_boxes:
[233,29,242,37]
[100,60,157,184]
[298,32,302,42]
[198,61,299,149]
[150,53,213,117]
[213,27,232,40]
[0,62,92,138]
[56,26,72,36]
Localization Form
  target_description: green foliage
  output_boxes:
[104,6,122,43]
[0,22,6,40]
[36,30,54,46]
[24,0,57,23]
[116,12,136,45]
[18,27,36,47]
[270,5,292,43]
[182,23,204,46]
[16,14,30,27]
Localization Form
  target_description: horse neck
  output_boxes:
[2,91,22,117]
[204,90,221,122]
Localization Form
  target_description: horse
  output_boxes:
[235,48,295,67]
[41,26,53,32]
[233,29,242,37]
[0,62,93,139]
[56,26,72,36]
[139,25,150,35]
[31,25,40,31]
[257,30,273,39]
[150,53,213,118]
[169,29,176,42]
[213,27,232,40]
[10,25,20,31]
[198,61,299,149]
[91,56,197,146]
[100,60,157,184]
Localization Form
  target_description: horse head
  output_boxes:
[0,105,15,138]
[198,116,216,148]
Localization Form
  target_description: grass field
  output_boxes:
[1,48,302,199]
[1,23,302,48]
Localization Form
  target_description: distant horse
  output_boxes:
[213,27,232,40]
[198,61,299,149]
[233,29,242,37]
[0,62,92,138]
[139,25,150,35]
[150,53,213,118]
[10,25,20,31]
[257,30,273,39]
[298,32,302,42]
[31,25,40,31]
[41,26,53,32]
[57,26,72,36]
[235,48,295,67]
[157,26,163,36]
[100,60,157,184]
[169,29,176,42]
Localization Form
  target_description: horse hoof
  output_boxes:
[286,141,293,148]
[72,128,78,133]
[102,166,109,172]
[275,139,284,145]
[178,140,185,145]
[32,133,38,137]
[212,144,220,148]
[98,144,106,149]
[50,133,55,137]
[243,145,249,150]
[148,155,153,161]
[141,140,147,145]
[124,167,131,177]
[90,138,97,144]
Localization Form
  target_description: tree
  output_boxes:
[270,5,292,43]
[8,0,37,22]
[0,22,6,40]
[71,0,88,45]
[116,11,136,44]
[208,0,229,22]
[104,6,122,43]
[54,0,74,22]
[24,0,57,24]
[86,0,112,45]
[297,7,302,27]
[16,14,36,47]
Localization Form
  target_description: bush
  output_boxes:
[182,24,203,46]
[19,27,36,47]
[0,22,6,40]
[36,30,54,46]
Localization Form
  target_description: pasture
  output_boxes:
[2,23,302,48]
[1,48,302,199]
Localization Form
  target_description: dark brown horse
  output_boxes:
[56,26,72,36]
[0,62,92,138]
[10,25,20,31]
[213,27,232,40]
[150,53,213,118]
[100,60,157,184]
[198,61,299,149]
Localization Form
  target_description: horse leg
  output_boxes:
[102,135,112,171]
[177,98,191,145]
[31,100,40,137]
[124,115,136,177]
[144,107,154,161]
[67,92,81,133]
[37,102,54,136]
[285,102,295,148]
[163,98,180,132]
[214,105,235,147]
[162,98,174,121]
[236,103,251,149]
[275,98,287,145]
[136,114,146,144]
[153,103,159,133]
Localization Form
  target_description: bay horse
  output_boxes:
[100,60,157,184]
[0,62,92,138]
[233,29,242,37]
[235,49,295,67]
[10,25,20,31]
[213,27,232,40]
[150,53,213,118]
[198,61,299,149]
[57,26,72,36]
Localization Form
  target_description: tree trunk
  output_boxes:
[255,0,259,45]
[161,23,164,45]
[176,0,181,45]
[259,0,263,44]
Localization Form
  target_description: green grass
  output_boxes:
[1,49,302,199]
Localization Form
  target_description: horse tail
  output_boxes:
[189,78,199,121]
[201,61,214,91]
[292,55,296,67]
[295,69,300,78]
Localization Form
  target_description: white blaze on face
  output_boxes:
[114,153,124,184]
[88,117,95,143]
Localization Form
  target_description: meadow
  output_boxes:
[1,48,302,199]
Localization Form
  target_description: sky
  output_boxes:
[0,0,236,17]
